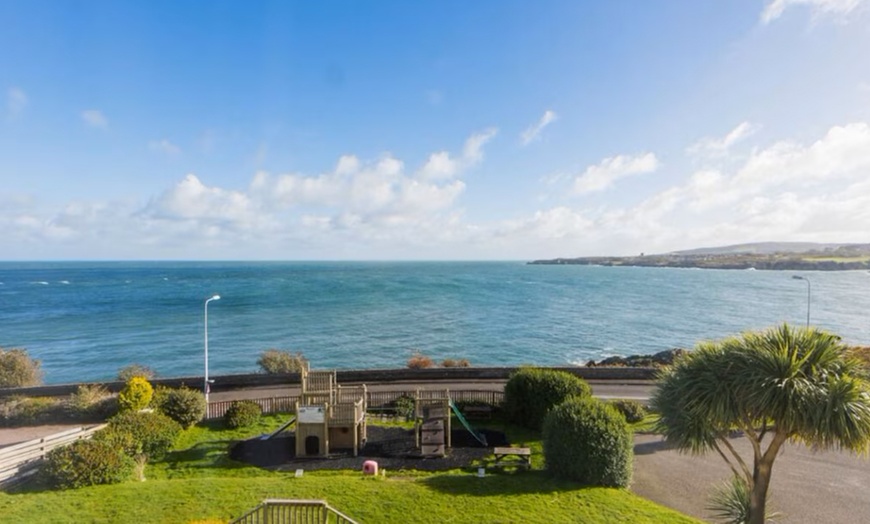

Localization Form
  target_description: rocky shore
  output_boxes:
[584,348,686,368]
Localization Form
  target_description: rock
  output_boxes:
[586,348,687,368]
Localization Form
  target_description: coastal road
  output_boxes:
[208,379,656,402]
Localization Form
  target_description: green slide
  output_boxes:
[449,400,488,447]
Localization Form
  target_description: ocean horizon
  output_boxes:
[1,261,868,385]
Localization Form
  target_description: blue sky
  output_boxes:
[2,0,870,259]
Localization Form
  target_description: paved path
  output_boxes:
[632,433,870,524]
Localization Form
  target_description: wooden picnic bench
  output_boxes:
[491,446,531,469]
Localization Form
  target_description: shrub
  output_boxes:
[150,385,172,411]
[118,376,153,412]
[224,400,262,429]
[257,349,308,374]
[391,394,416,419]
[67,384,115,420]
[42,439,134,489]
[117,363,156,381]
[542,396,633,487]
[407,352,434,369]
[159,387,206,428]
[100,410,181,460]
[441,358,471,368]
[0,347,43,387]
[609,399,648,423]
[503,367,592,430]
[0,396,64,426]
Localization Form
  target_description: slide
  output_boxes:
[449,400,488,447]
[261,415,296,440]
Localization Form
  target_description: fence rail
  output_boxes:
[206,390,504,420]
[0,424,106,488]
[231,498,358,524]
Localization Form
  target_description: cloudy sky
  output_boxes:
[2,0,869,260]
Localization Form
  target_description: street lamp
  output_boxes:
[204,294,221,404]
[792,275,810,328]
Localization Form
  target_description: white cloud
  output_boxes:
[462,128,498,164]
[149,139,182,156]
[572,153,660,194]
[150,174,258,224]
[7,87,27,118]
[761,0,865,24]
[81,109,108,129]
[520,110,558,146]
[418,128,498,181]
[687,121,761,158]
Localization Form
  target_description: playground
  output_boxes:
[229,368,510,471]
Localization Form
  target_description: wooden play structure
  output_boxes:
[414,390,452,457]
[294,367,368,457]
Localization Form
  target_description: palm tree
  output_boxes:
[651,324,870,524]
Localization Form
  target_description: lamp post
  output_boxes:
[792,275,810,328]
[204,294,221,404]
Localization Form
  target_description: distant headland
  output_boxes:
[529,242,870,270]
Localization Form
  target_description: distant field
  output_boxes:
[0,415,699,524]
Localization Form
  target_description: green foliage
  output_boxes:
[391,394,416,419]
[42,439,134,489]
[67,384,117,420]
[609,399,648,423]
[441,358,471,368]
[100,410,181,460]
[542,396,633,487]
[224,400,262,429]
[117,363,156,381]
[257,349,307,374]
[652,324,870,524]
[0,347,43,387]
[406,352,434,369]
[504,367,592,429]
[706,475,751,524]
[118,376,153,412]
[150,385,172,411]
[159,387,206,428]
[0,395,64,426]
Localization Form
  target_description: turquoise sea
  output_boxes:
[0,261,868,385]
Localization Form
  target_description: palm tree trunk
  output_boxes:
[748,459,773,524]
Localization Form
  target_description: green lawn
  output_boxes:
[0,415,699,524]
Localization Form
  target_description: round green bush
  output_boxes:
[101,410,181,460]
[542,396,633,487]
[609,399,647,423]
[391,394,416,419]
[159,388,206,428]
[118,376,153,412]
[224,400,262,429]
[504,368,592,429]
[42,439,134,489]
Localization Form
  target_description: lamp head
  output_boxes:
[207,294,221,301]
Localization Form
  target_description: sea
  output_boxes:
[0,261,868,385]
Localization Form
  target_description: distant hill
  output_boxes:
[669,242,870,256]
[529,242,870,270]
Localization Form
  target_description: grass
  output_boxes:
[0,414,699,523]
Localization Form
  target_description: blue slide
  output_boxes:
[449,400,488,447]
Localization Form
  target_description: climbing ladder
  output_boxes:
[419,404,447,457]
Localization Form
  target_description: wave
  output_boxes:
[32,281,49,285]
[59,280,70,284]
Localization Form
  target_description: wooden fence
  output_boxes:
[206,389,504,420]
[0,424,106,488]
[231,499,358,524]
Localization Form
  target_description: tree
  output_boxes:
[257,349,307,374]
[651,324,870,524]
[0,347,43,387]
